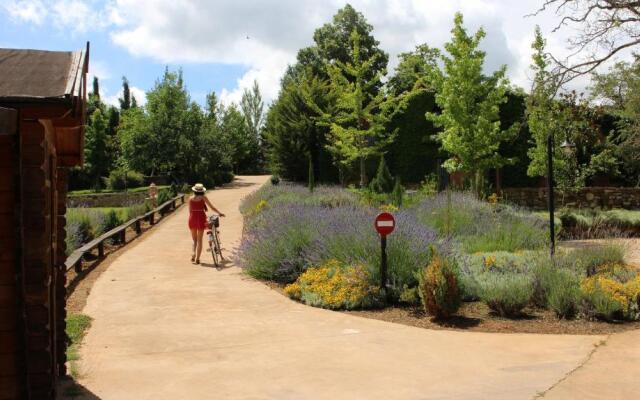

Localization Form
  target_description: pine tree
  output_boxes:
[369,155,394,194]
[326,29,395,187]
[84,109,110,189]
[120,76,132,110]
[392,177,404,207]
[92,76,100,99]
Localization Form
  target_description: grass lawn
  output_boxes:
[68,185,169,197]
[66,313,92,378]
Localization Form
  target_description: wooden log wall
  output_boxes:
[0,108,21,399]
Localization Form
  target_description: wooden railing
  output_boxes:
[65,194,186,273]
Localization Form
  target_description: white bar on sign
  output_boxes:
[377,221,394,227]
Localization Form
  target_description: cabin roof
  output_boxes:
[0,47,88,102]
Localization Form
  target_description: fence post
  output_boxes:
[98,242,104,258]
[135,219,141,234]
[74,260,82,274]
[120,229,126,244]
[150,212,155,225]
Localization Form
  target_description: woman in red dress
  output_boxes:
[189,183,225,264]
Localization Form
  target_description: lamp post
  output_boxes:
[547,135,575,257]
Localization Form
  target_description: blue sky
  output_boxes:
[1,0,631,108]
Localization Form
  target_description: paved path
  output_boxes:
[75,176,637,399]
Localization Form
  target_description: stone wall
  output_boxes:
[67,191,148,208]
[501,187,640,210]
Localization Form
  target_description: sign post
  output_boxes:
[374,212,396,293]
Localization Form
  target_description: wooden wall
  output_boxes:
[0,105,72,399]
[0,108,21,400]
[20,115,58,399]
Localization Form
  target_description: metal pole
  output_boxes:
[547,134,555,257]
[380,235,387,292]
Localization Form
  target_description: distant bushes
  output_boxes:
[105,168,144,191]
[65,202,153,254]
[560,208,640,238]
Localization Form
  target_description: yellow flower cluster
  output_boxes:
[380,204,399,213]
[254,200,268,214]
[487,193,499,204]
[581,275,630,313]
[284,259,380,309]
[483,255,497,269]
[284,281,302,299]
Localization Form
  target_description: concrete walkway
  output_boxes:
[75,176,637,399]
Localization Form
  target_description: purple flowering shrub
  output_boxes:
[240,182,359,216]
[238,186,447,298]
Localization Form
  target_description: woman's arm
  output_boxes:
[204,196,225,217]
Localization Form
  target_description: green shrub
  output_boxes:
[392,177,404,207]
[125,203,150,221]
[573,244,625,276]
[398,286,420,306]
[100,209,122,233]
[546,269,581,319]
[270,175,280,185]
[579,274,640,321]
[369,156,394,194]
[417,251,462,319]
[157,189,172,205]
[105,168,144,191]
[478,273,534,317]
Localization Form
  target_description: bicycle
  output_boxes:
[206,214,224,267]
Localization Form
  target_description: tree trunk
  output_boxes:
[359,157,367,188]
[472,170,485,198]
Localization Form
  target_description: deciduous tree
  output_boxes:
[427,13,518,195]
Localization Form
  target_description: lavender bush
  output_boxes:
[238,193,447,298]
[410,191,548,253]
[240,182,359,215]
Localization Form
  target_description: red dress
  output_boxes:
[188,198,207,230]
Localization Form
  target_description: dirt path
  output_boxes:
[71,176,637,400]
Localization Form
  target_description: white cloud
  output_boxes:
[102,85,147,108]
[5,0,638,102]
[104,0,602,102]
[2,0,47,24]
[89,59,111,85]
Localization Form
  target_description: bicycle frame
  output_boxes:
[206,215,223,267]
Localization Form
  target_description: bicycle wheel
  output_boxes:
[208,232,219,267]
[213,229,224,260]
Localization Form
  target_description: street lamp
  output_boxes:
[547,135,576,257]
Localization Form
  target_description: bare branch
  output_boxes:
[531,0,640,85]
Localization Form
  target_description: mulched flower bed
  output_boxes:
[346,302,640,335]
[265,282,640,335]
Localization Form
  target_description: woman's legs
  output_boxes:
[195,229,205,262]
[190,228,198,261]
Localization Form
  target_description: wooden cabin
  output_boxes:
[0,45,89,399]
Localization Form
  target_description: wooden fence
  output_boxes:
[65,194,186,273]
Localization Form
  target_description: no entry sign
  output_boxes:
[375,212,395,236]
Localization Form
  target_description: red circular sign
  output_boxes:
[375,212,396,236]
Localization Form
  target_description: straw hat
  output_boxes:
[191,183,206,193]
